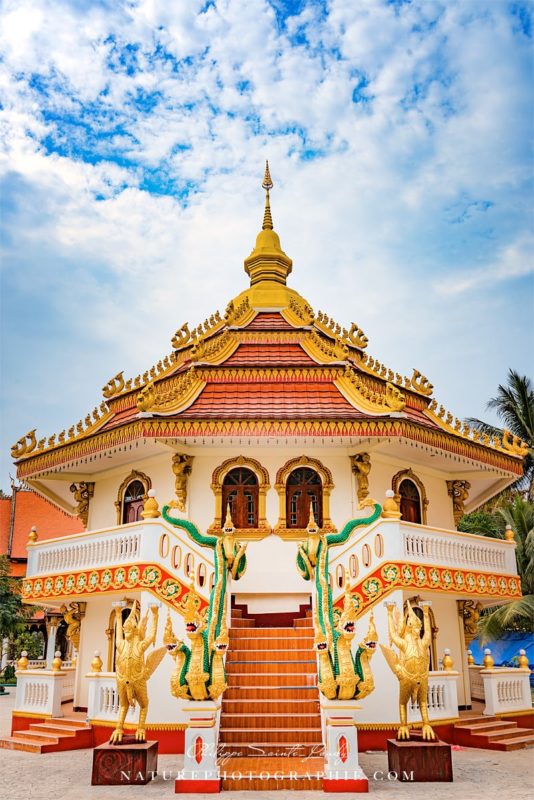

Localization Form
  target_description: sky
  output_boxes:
[0,0,532,493]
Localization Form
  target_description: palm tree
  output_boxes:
[476,497,534,644]
[467,369,534,500]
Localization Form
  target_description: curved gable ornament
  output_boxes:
[208,456,271,540]
[274,455,336,540]
[391,468,429,525]
[115,470,152,525]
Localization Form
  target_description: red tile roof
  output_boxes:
[244,312,295,330]
[1,490,84,569]
[223,343,318,366]
[180,382,360,418]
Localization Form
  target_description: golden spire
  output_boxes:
[262,160,273,230]
[244,162,292,288]
[223,503,235,531]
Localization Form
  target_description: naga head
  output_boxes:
[336,572,357,640]
[123,601,140,641]
[359,611,378,653]
[313,605,329,653]
[305,503,322,567]
[213,614,229,655]
[221,504,237,567]
[183,583,206,639]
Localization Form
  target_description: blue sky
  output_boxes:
[0,0,532,492]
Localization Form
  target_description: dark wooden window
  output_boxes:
[122,480,145,524]
[286,468,323,528]
[399,479,422,524]
[222,468,258,528]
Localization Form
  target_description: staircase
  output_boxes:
[0,717,93,753]
[454,715,534,750]
[219,604,324,791]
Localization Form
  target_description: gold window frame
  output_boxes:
[208,456,271,541]
[274,455,336,541]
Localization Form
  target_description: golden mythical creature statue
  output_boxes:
[380,600,436,741]
[297,502,381,701]
[171,453,194,512]
[110,601,166,744]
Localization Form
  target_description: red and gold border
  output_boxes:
[333,562,521,616]
[21,563,208,614]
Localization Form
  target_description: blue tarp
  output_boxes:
[469,631,534,672]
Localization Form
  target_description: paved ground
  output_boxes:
[1,694,532,800]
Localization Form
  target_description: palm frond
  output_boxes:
[477,595,534,646]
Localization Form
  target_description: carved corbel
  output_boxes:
[69,482,94,527]
[171,454,194,512]
[350,453,371,504]
[446,479,471,527]
[60,601,87,652]
[457,599,483,646]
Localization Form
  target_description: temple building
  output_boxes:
[2,167,532,788]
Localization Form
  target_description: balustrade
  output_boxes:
[14,668,74,717]
[86,672,135,722]
[407,671,459,721]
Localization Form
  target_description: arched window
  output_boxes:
[122,480,145,523]
[222,467,259,529]
[115,470,151,525]
[399,478,422,524]
[286,467,323,529]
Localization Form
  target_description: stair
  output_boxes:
[454,715,534,751]
[0,717,93,753]
[219,605,324,791]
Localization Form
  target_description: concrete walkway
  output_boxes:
[1,694,532,800]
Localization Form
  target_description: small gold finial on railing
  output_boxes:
[52,650,63,671]
[381,489,401,519]
[91,650,103,673]
[504,524,515,541]
[261,160,274,230]
[27,526,38,546]
[141,489,161,519]
[442,648,454,670]
[466,649,475,665]
[17,651,29,670]
[518,649,529,670]
[483,648,494,669]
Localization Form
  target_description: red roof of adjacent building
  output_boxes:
[0,489,84,576]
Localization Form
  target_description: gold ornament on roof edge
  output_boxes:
[410,369,433,396]
[381,600,436,741]
[102,371,125,399]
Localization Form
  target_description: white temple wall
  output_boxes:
[86,445,457,534]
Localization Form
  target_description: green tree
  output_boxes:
[10,630,45,661]
[463,497,534,644]
[0,555,27,640]
[467,369,534,500]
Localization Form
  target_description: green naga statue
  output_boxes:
[161,504,247,701]
[296,501,382,701]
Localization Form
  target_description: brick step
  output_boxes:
[294,618,313,628]
[219,728,323,745]
[221,714,321,730]
[223,699,320,714]
[12,729,76,743]
[228,637,314,650]
[29,722,90,736]
[0,736,57,753]
[227,649,312,662]
[0,716,93,753]
[227,673,317,688]
[455,715,495,725]
[230,618,255,628]
[225,686,319,700]
[473,726,531,743]
[226,661,316,674]
[218,742,323,758]
[220,757,324,791]
[46,717,90,728]
[455,720,514,733]
[490,733,534,751]
[230,627,314,639]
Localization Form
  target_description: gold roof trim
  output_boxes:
[335,367,406,415]
[136,369,205,415]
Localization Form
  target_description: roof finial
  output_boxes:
[262,160,273,230]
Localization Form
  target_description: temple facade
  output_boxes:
[4,168,531,782]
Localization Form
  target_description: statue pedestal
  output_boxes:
[91,738,158,785]
[387,733,453,782]
[321,700,369,793]
[175,701,221,794]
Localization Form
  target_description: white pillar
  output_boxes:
[321,699,369,793]
[176,701,221,794]
[45,620,59,669]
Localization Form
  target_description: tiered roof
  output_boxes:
[11,165,527,480]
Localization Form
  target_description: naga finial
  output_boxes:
[223,503,235,533]
[261,160,273,230]
[306,501,318,532]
